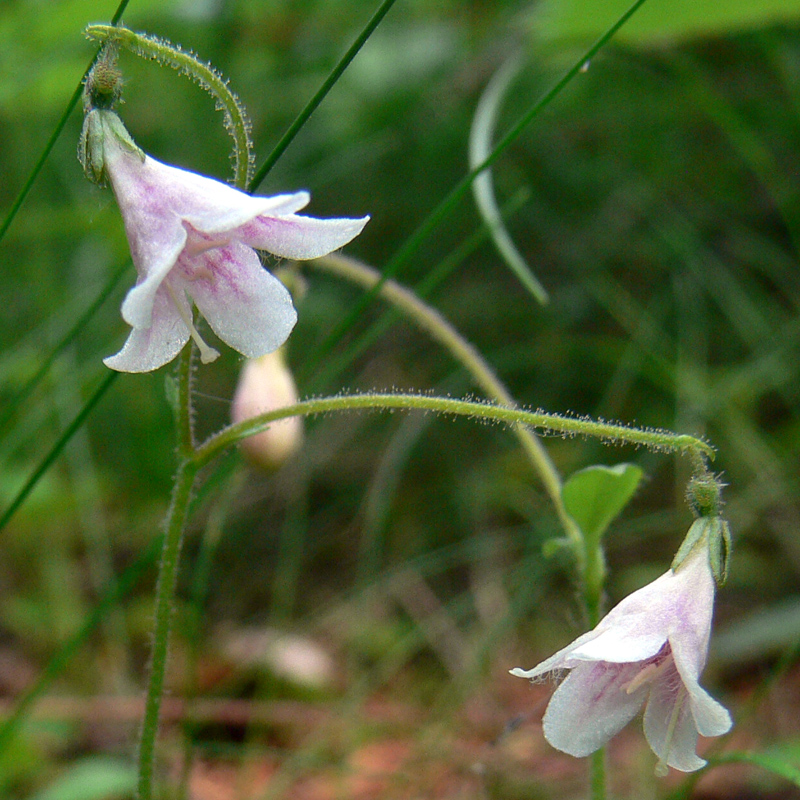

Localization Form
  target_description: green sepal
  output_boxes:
[78,109,143,185]
[709,516,732,585]
[686,473,725,518]
[672,516,731,585]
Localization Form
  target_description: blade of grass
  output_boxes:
[0,370,117,535]
[0,260,129,437]
[0,530,161,753]
[301,0,653,382]
[249,0,399,192]
[0,1,131,247]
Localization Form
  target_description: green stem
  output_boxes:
[583,530,610,628]
[590,748,607,800]
[137,345,198,800]
[85,25,253,187]
[137,460,197,800]
[310,254,581,554]
[195,392,714,470]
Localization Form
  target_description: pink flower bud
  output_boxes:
[232,350,302,470]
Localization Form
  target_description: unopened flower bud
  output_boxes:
[83,46,123,112]
[232,350,302,470]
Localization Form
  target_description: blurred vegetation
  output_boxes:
[2,0,800,797]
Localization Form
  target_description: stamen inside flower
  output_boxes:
[183,227,230,257]
[655,684,687,777]
[165,282,220,364]
[623,655,670,695]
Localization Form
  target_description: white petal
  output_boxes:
[185,242,297,358]
[104,284,190,372]
[235,213,370,260]
[542,661,647,757]
[510,629,603,680]
[180,189,312,234]
[643,663,706,772]
[571,626,666,664]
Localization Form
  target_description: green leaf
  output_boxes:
[30,757,136,800]
[710,750,800,787]
[531,0,800,46]
[469,53,549,305]
[562,463,643,546]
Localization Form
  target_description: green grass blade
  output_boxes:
[0,1,132,247]
[249,0,399,192]
[302,0,652,380]
[0,260,129,437]
[0,370,117,535]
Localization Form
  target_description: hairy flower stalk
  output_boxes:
[80,107,368,372]
[511,531,732,773]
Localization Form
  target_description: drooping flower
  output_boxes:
[232,348,303,471]
[510,539,732,773]
[84,110,369,373]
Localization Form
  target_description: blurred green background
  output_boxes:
[2,0,800,797]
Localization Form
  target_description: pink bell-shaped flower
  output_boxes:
[87,110,368,372]
[511,539,732,773]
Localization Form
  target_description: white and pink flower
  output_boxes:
[88,110,368,372]
[511,541,732,773]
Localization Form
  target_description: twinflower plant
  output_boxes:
[60,18,737,800]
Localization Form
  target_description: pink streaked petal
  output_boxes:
[185,242,297,358]
[542,661,647,757]
[235,213,370,260]
[104,284,190,373]
[120,228,187,329]
[105,129,309,245]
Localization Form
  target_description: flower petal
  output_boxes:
[542,661,648,757]
[119,226,187,330]
[643,661,707,772]
[510,629,603,680]
[571,625,666,664]
[181,189,313,234]
[670,637,732,738]
[235,213,370,260]
[104,283,190,373]
[184,242,297,358]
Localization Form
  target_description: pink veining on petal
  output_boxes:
[96,110,368,373]
[511,539,730,773]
